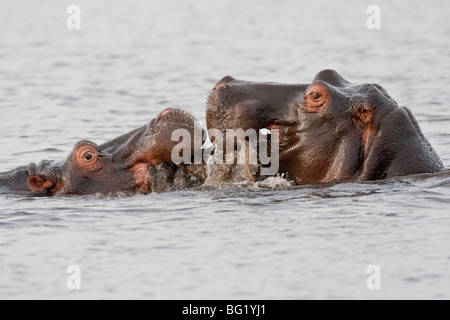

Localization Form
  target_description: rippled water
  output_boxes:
[1,0,449,299]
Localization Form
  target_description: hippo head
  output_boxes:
[26,108,201,195]
[206,69,444,184]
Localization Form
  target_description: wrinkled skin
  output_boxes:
[0,108,204,195]
[207,69,445,184]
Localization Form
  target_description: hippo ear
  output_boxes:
[27,175,55,193]
[359,107,444,180]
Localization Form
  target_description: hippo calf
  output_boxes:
[0,108,205,195]
[207,69,445,184]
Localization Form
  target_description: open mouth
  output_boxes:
[257,120,300,162]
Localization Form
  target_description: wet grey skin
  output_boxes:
[0,108,206,196]
[206,69,445,185]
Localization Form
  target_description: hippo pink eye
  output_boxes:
[84,152,94,161]
[79,149,98,164]
[304,83,329,111]
[310,92,321,101]
[74,143,102,169]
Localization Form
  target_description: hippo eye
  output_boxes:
[305,82,328,101]
[84,152,94,161]
[303,83,329,112]
[79,149,98,164]
[74,142,103,170]
[310,92,321,101]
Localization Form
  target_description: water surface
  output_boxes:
[0,0,449,299]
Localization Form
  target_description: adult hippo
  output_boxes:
[0,108,205,195]
[206,69,445,184]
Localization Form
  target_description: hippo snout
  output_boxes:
[0,107,203,196]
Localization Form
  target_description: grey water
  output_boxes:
[0,0,449,299]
